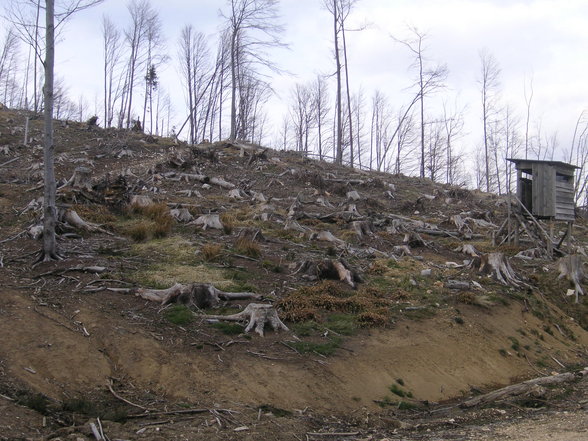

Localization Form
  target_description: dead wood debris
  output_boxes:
[461,367,588,408]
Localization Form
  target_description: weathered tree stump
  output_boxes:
[294,259,362,288]
[558,254,585,303]
[135,283,261,308]
[473,252,523,287]
[194,214,224,230]
[206,303,289,336]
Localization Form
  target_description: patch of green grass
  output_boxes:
[397,401,418,410]
[508,336,521,352]
[164,305,194,325]
[62,398,97,415]
[396,378,405,386]
[289,337,342,356]
[454,316,465,325]
[211,322,243,335]
[499,348,508,357]
[389,383,412,398]
[326,313,358,335]
[291,321,320,337]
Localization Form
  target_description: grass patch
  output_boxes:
[291,320,320,337]
[201,243,223,261]
[389,383,413,398]
[165,305,194,325]
[235,237,262,258]
[326,313,358,335]
[211,322,243,335]
[289,336,342,356]
[130,263,231,289]
[16,392,50,415]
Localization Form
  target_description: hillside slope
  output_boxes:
[0,108,587,440]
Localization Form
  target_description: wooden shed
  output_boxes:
[507,159,578,221]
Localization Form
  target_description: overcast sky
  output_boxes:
[6,0,588,165]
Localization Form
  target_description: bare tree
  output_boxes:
[0,27,20,106]
[289,82,315,154]
[312,74,330,160]
[6,0,104,261]
[442,99,465,185]
[101,15,122,127]
[394,27,448,178]
[478,49,501,192]
[523,73,533,160]
[222,0,285,141]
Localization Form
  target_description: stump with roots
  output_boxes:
[206,303,289,336]
[135,283,261,309]
[558,254,585,303]
[473,252,524,287]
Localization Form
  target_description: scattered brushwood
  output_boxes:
[205,303,288,336]
[403,231,427,248]
[277,281,390,326]
[135,283,261,308]
[472,252,524,287]
[461,367,588,408]
[293,259,362,288]
[558,254,585,303]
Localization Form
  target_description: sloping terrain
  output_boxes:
[0,108,587,440]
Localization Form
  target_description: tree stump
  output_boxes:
[135,283,261,308]
[473,252,523,287]
[206,303,289,336]
[558,254,585,303]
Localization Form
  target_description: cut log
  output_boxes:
[461,368,588,408]
[194,214,224,230]
[445,280,471,290]
[558,254,585,303]
[473,252,523,287]
[393,245,412,256]
[206,303,289,336]
[136,283,261,308]
[346,190,361,201]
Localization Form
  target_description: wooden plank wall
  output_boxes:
[532,163,556,217]
[555,167,575,221]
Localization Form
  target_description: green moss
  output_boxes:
[289,337,342,356]
[164,305,194,325]
[211,322,244,335]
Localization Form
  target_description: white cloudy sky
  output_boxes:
[7,0,588,163]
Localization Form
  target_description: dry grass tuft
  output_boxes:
[124,202,173,240]
[201,243,223,261]
[220,213,236,234]
[235,237,261,258]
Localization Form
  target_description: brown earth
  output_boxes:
[0,108,587,440]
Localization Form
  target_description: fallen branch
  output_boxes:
[461,367,588,408]
[107,380,150,410]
